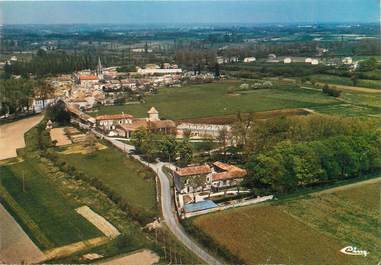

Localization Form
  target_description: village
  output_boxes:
[8,50,365,219]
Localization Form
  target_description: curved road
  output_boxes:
[93,131,223,265]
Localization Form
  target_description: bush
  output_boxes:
[322,84,341,97]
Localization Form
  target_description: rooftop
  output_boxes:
[96,114,134,121]
[148,107,158,114]
[175,165,211,177]
[79,75,98,81]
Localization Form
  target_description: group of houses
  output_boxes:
[95,107,176,138]
[173,162,247,194]
[93,107,232,142]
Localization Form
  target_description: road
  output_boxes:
[91,129,223,265]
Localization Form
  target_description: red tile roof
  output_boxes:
[175,165,211,177]
[211,162,247,181]
[79,75,98,80]
[213,161,233,171]
[96,114,134,121]
[119,120,148,131]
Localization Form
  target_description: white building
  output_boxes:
[342,57,353,65]
[137,68,182,75]
[32,98,56,113]
[177,123,231,139]
[243,57,256,63]
[311,59,319,65]
[95,114,134,131]
[284,57,292,64]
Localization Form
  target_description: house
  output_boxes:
[117,107,176,138]
[210,162,247,191]
[174,165,212,194]
[32,98,56,113]
[243,57,256,63]
[284,57,292,64]
[305,58,319,65]
[342,57,353,65]
[174,162,247,194]
[95,113,134,131]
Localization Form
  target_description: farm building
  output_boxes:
[174,162,247,194]
[210,162,247,191]
[342,57,353,65]
[284,57,292,64]
[176,123,231,140]
[116,107,176,138]
[95,113,134,131]
[174,165,212,194]
[243,57,256,63]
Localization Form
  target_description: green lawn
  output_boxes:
[57,147,158,222]
[0,160,102,250]
[94,81,339,120]
[310,74,381,89]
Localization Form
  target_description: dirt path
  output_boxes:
[44,236,109,261]
[50,127,72,146]
[99,249,159,265]
[0,204,46,264]
[0,115,43,160]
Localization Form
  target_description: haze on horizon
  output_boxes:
[0,0,379,25]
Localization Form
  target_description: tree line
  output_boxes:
[231,115,381,194]
[131,128,193,166]
[0,78,54,116]
[4,50,99,77]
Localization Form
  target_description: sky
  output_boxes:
[0,0,379,25]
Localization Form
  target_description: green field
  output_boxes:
[187,178,381,265]
[309,91,381,117]
[57,147,158,222]
[310,74,381,89]
[0,159,102,250]
[95,81,339,120]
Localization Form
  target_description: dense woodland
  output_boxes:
[234,115,381,194]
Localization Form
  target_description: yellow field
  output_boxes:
[190,178,381,264]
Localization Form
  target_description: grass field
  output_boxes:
[310,74,381,89]
[0,160,102,250]
[57,147,158,222]
[188,178,381,265]
[94,81,339,120]
[309,90,381,117]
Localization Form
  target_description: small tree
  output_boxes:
[84,134,97,154]
[177,139,193,167]
[217,127,229,157]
